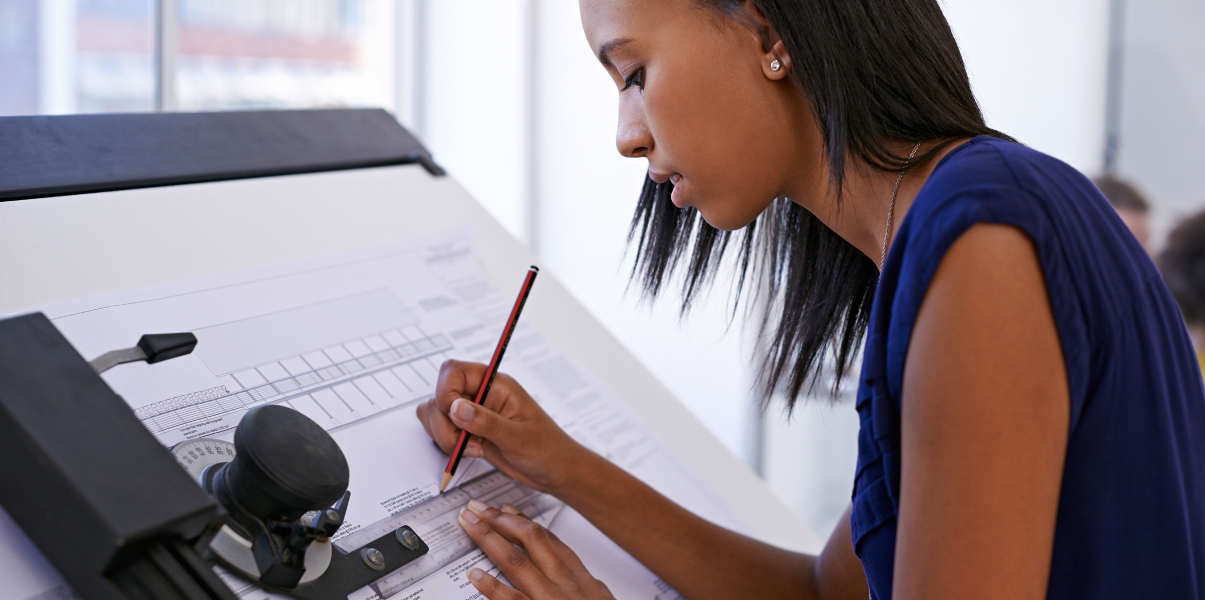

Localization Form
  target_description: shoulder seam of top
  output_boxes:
[984,140,1045,202]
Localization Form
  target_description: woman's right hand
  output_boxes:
[415,359,588,494]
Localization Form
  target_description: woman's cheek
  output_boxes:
[643,81,708,161]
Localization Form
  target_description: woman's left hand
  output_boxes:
[458,500,614,600]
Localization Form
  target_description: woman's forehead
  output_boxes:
[580,0,709,56]
[580,0,643,41]
[583,0,689,40]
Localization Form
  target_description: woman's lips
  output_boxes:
[649,170,672,184]
[649,170,687,207]
[670,177,686,207]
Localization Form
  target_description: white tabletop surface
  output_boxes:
[0,165,820,553]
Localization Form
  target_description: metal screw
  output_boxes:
[360,547,386,572]
[396,526,422,552]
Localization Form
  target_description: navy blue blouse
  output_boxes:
[852,136,1205,599]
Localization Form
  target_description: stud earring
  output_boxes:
[770,59,782,72]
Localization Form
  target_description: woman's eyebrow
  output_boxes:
[597,37,634,68]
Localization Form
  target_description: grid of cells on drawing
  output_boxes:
[134,325,453,437]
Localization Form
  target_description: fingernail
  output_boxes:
[469,568,484,582]
[467,499,487,514]
[452,398,475,422]
[459,508,480,525]
[500,504,519,515]
[466,440,483,457]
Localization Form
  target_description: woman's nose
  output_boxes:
[615,101,652,158]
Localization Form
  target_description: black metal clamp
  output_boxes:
[0,313,428,600]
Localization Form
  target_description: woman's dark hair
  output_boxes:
[627,0,1012,409]
[1159,210,1205,326]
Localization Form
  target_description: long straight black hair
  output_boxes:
[627,0,1012,409]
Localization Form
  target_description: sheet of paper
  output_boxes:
[3,231,744,600]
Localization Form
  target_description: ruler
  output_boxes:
[337,471,563,597]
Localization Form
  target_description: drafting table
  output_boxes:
[0,109,818,596]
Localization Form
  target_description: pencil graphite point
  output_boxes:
[440,473,452,493]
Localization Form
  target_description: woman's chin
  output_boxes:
[698,208,756,232]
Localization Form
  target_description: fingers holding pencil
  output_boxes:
[416,358,592,496]
[433,360,522,418]
[417,266,601,497]
[447,396,521,449]
[417,361,520,457]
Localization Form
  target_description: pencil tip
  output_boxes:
[439,473,452,493]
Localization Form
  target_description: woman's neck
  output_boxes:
[787,138,971,270]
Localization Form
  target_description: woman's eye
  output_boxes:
[621,67,645,91]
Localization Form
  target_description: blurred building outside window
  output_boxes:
[0,0,154,115]
[174,0,396,111]
[0,0,400,116]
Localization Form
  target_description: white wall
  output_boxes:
[413,0,533,241]
[1118,0,1205,240]
[941,0,1111,174]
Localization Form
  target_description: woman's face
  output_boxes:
[580,0,815,230]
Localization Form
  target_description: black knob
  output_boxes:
[213,405,349,524]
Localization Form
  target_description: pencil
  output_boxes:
[440,265,540,492]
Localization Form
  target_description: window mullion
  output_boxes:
[154,0,179,111]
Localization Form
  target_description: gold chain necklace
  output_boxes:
[880,142,923,269]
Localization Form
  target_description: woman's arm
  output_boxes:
[556,448,869,600]
[895,224,1070,599]
[418,362,870,600]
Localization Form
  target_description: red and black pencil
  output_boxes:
[440,265,539,492]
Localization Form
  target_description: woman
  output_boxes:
[415,1,1205,598]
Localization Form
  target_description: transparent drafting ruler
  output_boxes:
[335,471,564,598]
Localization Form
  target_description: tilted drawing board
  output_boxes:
[0,109,817,598]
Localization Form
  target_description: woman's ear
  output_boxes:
[763,40,792,81]
[739,2,790,80]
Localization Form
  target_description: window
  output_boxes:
[0,0,155,116]
[0,0,399,116]
[174,0,397,111]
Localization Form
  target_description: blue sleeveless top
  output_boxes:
[851,136,1205,599]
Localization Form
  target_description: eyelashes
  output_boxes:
[621,67,645,92]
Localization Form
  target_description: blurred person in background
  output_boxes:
[1160,209,1205,375]
[1093,174,1153,253]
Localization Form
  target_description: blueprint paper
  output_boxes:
[2,232,742,600]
